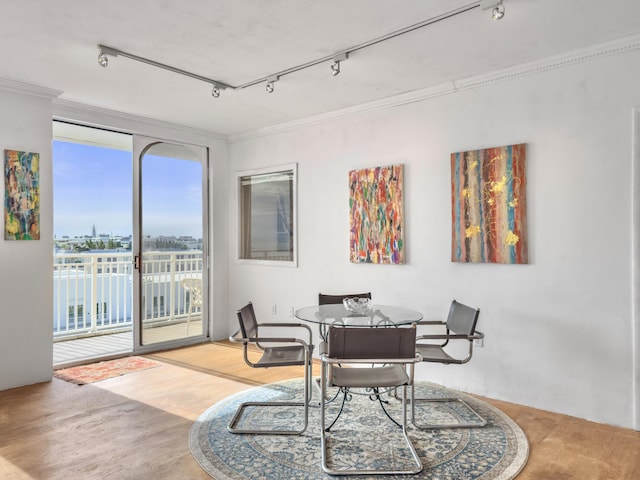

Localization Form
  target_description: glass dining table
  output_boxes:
[295,303,423,428]
[294,304,423,341]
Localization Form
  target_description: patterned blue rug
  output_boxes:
[190,379,528,479]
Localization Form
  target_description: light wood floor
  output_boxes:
[1,342,639,479]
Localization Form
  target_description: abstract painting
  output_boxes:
[349,164,404,264]
[451,144,527,264]
[4,149,40,240]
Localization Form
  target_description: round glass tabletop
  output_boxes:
[294,304,423,327]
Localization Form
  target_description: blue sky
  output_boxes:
[53,141,203,238]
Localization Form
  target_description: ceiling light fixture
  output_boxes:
[330,53,348,77]
[492,1,505,20]
[97,47,109,68]
[265,76,279,93]
[96,2,504,96]
[480,0,505,20]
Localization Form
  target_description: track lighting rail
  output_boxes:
[97,1,505,96]
[97,45,233,91]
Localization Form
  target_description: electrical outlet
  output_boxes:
[271,304,277,316]
[473,337,484,347]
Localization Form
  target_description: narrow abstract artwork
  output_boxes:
[4,149,40,240]
[451,144,527,264]
[349,164,404,264]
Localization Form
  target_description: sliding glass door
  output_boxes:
[52,124,209,364]
[133,137,209,350]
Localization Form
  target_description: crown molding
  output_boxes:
[455,33,640,91]
[53,98,227,144]
[0,78,62,99]
[228,83,457,143]
[229,33,640,143]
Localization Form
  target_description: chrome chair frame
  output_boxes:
[320,324,423,476]
[410,299,487,429]
[227,302,313,435]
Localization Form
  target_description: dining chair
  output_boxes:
[227,302,314,435]
[320,324,423,475]
[318,292,371,305]
[410,299,486,429]
[181,277,202,335]
[316,292,373,341]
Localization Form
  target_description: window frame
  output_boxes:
[235,163,298,267]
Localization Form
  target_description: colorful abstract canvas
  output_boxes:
[4,149,40,240]
[451,144,527,264]
[349,164,404,264]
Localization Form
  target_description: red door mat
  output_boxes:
[54,356,161,385]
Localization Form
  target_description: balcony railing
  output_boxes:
[53,251,203,340]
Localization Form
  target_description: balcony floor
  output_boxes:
[54,332,132,367]
[53,319,204,368]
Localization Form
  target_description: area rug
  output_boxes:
[190,379,528,479]
[53,356,161,385]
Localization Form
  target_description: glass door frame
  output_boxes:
[132,135,210,353]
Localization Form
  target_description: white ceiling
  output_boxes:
[2,0,640,137]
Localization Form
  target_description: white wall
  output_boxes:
[1,41,637,430]
[0,86,57,390]
[228,48,640,429]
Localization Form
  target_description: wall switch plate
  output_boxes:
[473,337,484,347]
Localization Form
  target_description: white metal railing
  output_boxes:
[53,251,203,340]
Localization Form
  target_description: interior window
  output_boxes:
[237,164,297,265]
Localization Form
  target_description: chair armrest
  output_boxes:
[259,322,310,328]
[251,335,311,346]
[228,327,312,349]
[258,322,314,345]
[417,331,484,341]
[416,320,446,326]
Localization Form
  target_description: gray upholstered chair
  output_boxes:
[227,302,314,435]
[320,324,423,475]
[411,299,486,429]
